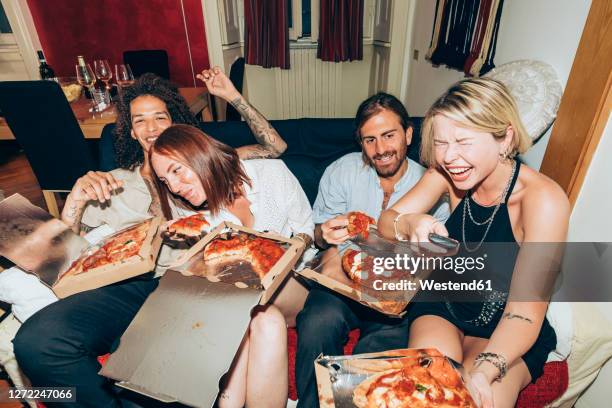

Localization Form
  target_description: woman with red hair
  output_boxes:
[150,123,313,408]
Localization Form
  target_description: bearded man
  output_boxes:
[294,93,449,407]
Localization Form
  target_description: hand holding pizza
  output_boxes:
[196,66,240,102]
[69,171,123,207]
[321,214,350,245]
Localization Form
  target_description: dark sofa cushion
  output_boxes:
[98,117,424,205]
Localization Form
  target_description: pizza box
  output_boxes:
[169,221,306,304]
[0,193,163,298]
[99,222,306,406]
[314,348,478,408]
[297,229,457,317]
[100,270,263,407]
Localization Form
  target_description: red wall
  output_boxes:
[27,0,209,87]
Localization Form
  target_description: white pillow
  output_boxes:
[550,303,612,408]
[547,302,573,362]
[484,60,563,142]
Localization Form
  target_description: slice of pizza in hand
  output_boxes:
[163,213,210,247]
[347,211,376,239]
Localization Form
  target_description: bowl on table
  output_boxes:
[57,77,83,103]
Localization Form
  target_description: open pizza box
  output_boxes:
[314,348,478,407]
[0,193,163,298]
[297,229,457,317]
[167,221,305,304]
[100,221,305,406]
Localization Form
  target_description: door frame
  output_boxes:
[0,0,42,80]
[540,0,612,207]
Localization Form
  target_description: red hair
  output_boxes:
[149,124,251,218]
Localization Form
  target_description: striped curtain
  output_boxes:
[317,0,364,62]
[244,0,290,69]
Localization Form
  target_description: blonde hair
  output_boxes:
[420,77,532,168]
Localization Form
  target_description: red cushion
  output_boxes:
[96,329,569,406]
[286,328,569,407]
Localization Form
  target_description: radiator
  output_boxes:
[274,47,343,119]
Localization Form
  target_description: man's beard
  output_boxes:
[367,146,408,178]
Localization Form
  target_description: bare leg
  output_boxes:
[219,306,288,408]
[271,275,309,327]
[408,315,464,362]
[218,332,249,408]
[462,336,532,408]
[245,305,288,408]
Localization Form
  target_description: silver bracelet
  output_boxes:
[393,213,409,242]
[474,352,508,382]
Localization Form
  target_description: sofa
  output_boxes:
[99,118,570,406]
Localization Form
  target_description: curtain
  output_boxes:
[426,0,504,76]
[244,0,290,69]
[317,0,364,62]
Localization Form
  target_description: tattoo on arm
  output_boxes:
[230,96,287,157]
[502,312,533,324]
[61,201,86,234]
[236,145,275,160]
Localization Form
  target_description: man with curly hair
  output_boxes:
[13,68,289,407]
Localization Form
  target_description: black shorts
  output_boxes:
[407,301,557,382]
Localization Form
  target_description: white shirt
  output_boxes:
[187,159,314,240]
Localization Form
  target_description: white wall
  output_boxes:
[568,115,612,242]
[404,0,591,169]
[568,115,612,406]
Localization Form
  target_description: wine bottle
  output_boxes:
[37,50,56,81]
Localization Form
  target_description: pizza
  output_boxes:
[347,212,376,239]
[163,213,210,247]
[203,232,286,280]
[352,350,476,408]
[168,213,210,237]
[341,248,374,282]
[60,219,152,279]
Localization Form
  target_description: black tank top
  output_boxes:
[442,160,521,327]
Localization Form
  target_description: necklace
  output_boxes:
[462,160,517,252]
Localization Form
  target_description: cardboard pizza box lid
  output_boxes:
[314,348,478,407]
[169,221,305,304]
[296,229,454,317]
[0,194,163,298]
[100,270,262,407]
[52,216,163,298]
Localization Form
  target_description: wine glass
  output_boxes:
[94,59,112,91]
[115,64,135,91]
[76,63,96,111]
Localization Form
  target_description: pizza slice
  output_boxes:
[341,248,373,282]
[59,219,152,279]
[347,212,376,239]
[168,213,210,238]
[248,236,286,279]
[353,354,476,408]
[202,232,286,281]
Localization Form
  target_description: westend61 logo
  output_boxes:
[372,253,486,275]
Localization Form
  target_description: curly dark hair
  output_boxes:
[114,73,198,169]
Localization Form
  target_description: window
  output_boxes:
[288,0,315,41]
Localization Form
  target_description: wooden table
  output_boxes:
[0,87,212,140]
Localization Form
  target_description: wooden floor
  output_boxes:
[0,142,46,210]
